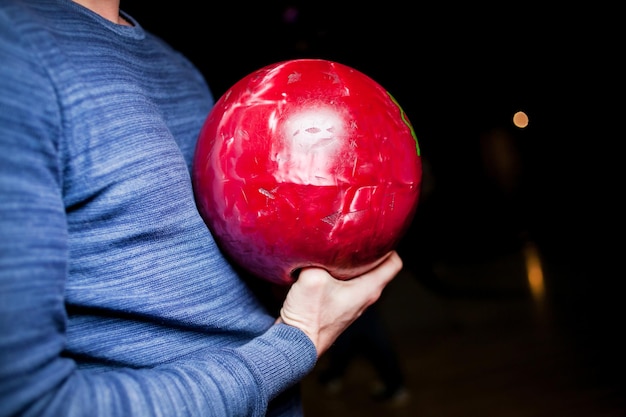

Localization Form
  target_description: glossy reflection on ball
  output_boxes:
[192,59,422,285]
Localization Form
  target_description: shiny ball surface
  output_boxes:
[193,59,422,285]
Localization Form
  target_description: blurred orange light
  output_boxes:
[513,111,529,128]
[523,242,544,301]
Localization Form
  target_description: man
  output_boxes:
[0,0,402,415]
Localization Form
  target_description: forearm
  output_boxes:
[1,330,313,417]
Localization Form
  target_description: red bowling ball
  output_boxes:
[192,59,422,285]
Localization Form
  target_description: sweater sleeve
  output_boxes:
[0,11,317,417]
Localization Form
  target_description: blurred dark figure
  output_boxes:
[397,156,446,293]
[317,303,409,406]
[400,136,531,299]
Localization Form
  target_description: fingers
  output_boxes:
[340,251,403,304]
[357,250,403,286]
[277,251,403,357]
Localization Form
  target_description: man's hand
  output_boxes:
[277,251,402,357]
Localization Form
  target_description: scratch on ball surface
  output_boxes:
[287,72,301,83]
[236,128,250,141]
[259,188,276,199]
[322,211,340,226]
[323,71,341,85]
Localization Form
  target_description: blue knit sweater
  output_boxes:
[0,1,317,415]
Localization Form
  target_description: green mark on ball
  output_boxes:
[387,92,420,156]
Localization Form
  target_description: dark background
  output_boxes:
[120,2,623,415]
[120,1,619,266]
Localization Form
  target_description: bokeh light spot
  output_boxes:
[513,111,529,128]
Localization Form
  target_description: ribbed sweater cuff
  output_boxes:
[237,323,317,401]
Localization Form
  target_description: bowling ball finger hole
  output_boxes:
[290,268,302,280]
